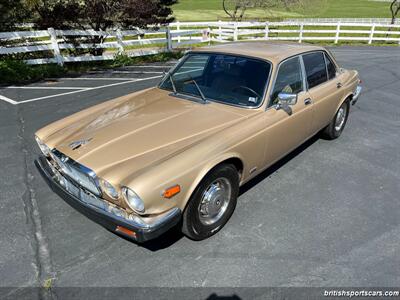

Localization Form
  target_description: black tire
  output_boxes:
[322,99,350,140]
[182,164,239,241]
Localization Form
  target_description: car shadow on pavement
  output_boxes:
[139,226,184,251]
[137,134,321,251]
[239,133,320,196]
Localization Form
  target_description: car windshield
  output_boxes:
[159,53,272,107]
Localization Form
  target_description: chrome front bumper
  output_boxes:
[35,156,181,243]
[351,85,362,105]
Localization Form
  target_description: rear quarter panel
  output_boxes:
[337,69,360,113]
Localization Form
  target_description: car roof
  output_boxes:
[192,41,325,63]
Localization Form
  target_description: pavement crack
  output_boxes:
[17,109,55,299]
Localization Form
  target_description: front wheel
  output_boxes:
[322,99,350,140]
[182,164,239,241]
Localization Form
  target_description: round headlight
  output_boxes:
[100,179,119,199]
[35,136,51,156]
[122,187,145,213]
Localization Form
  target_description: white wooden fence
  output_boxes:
[1,21,399,65]
[285,18,399,24]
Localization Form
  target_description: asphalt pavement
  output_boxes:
[0,46,399,299]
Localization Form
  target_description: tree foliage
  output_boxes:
[0,0,28,31]
[27,0,177,30]
[23,0,177,56]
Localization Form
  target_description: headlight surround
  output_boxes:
[122,187,145,213]
[100,179,119,199]
[35,136,51,156]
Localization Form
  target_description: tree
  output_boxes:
[28,0,177,30]
[25,0,177,55]
[223,0,256,21]
[222,0,326,21]
[0,0,27,31]
[390,0,400,24]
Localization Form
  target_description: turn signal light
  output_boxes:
[163,185,181,198]
[116,226,137,238]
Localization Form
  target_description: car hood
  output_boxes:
[43,88,250,180]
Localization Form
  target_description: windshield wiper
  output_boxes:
[186,75,207,103]
[166,72,177,94]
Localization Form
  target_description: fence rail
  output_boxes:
[1,21,399,65]
[285,18,399,24]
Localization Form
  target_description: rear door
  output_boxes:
[302,51,345,133]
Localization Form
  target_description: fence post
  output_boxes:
[166,26,173,51]
[264,23,269,40]
[116,28,124,54]
[176,21,181,43]
[47,27,63,66]
[298,24,304,43]
[368,24,375,44]
[233,23,238,41]
[218,20,222,41]
[334,22,341,44]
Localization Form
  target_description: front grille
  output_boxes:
[50,150,101,196]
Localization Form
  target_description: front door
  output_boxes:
[263,56,314,166]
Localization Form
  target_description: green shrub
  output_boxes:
[0,51,183,85]
[112,51,183,67]
[0,59,66,84]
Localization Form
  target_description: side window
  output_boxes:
[324,53,336,80]
[270,56,303,106]
[303,52,328,89]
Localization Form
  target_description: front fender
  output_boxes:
[183,152,245,210]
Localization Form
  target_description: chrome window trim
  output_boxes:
[158,51,273,110]
[299,55,308,91]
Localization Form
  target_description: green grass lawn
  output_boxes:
[173,0,393,21]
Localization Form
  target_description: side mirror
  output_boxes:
[276,92,297,115]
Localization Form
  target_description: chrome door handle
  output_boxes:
[337,82,343,88]
[304,98,312,105]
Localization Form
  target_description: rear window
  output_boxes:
[303,52,328,89]
[325,53,336,80]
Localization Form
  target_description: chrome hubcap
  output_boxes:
[198,178,231,225]
[335,104,347,132]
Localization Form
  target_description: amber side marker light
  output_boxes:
[116,226,137,238]
[163,185,181,198]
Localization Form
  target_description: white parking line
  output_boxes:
[111,71,164,74]
[0,94,18,105]
[17,75,162,105]
[52,77,138,81]
[123,65,169,68]
[6,86,89,90]
[180,66,203,69]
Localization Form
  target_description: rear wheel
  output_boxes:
[182,164,239,241]
[322,99,350,140]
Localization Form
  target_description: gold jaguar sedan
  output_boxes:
[35,42,361,242]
